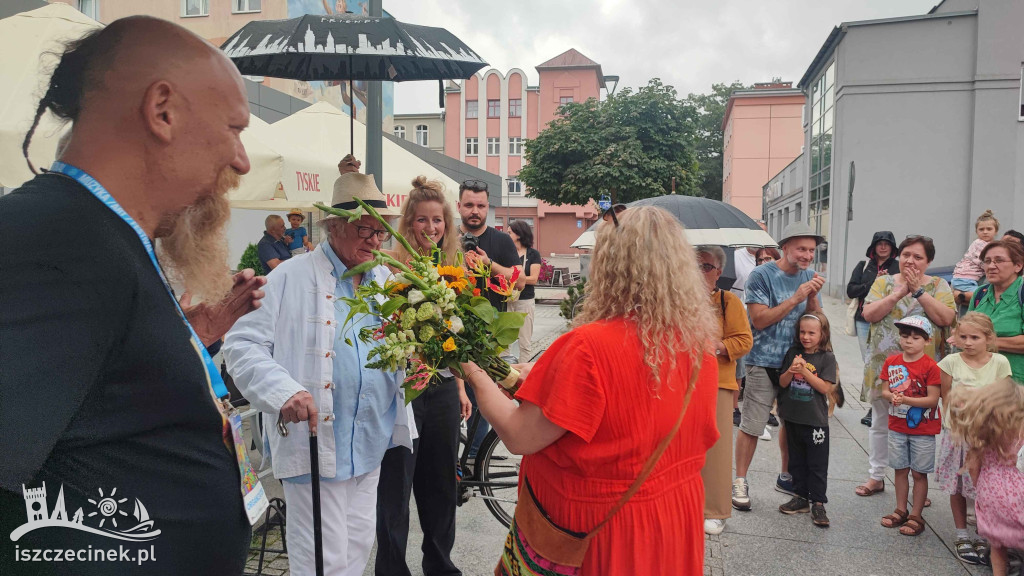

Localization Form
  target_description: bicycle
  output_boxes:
[456,409,521,528]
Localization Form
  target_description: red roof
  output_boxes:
[536,48,601,70]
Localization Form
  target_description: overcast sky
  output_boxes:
[389,0,940,114]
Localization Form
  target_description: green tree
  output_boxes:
[237,243,262,273]
[683,81,749,200]
[518,79,700,206]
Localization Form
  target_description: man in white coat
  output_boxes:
[224,172,415,576]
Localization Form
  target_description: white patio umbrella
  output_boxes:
[0,3,101,188]
[229,101,458,212]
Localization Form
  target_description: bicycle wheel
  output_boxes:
[478,429,521,528]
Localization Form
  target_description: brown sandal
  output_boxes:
[899,515,925,536]
[881,509,909,528]
[856,480,885,497]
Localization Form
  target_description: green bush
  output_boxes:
[558,277,587,324]
[238,243,263,273]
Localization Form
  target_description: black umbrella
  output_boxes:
[572,194,777,249]
[221,13,487,154]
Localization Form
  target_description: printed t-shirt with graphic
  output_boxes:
[777,346,837,427]
[880,354,942,435]
[744,262,817,368]
[286,226,308,251]
[936,353,1012,427]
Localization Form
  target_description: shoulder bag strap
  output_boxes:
[585,355,703,539]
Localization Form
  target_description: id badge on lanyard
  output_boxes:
[52,162,269,525]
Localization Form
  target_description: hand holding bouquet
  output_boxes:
[315,198,525,403]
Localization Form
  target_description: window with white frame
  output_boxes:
[466,101,478,119]
[466,138,478,156]
[415,125,428,147]
[508,137,523,156]
[77,0,99,19]
[182,0,209,17]
[559,95,574,106]
[233,0,261,13]
[507,178,523,195]
[487,99,501,118]
[393,125,406,139]
[486,137,500,156]
[509,99,522,118]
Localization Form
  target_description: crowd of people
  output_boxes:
[2,14,1023,576]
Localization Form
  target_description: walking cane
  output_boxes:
[309,423,324,576]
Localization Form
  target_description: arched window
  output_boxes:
[415,125,428,147]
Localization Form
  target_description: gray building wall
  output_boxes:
[392,113,445,153]
[800,0,1024,298]
[764,153,806,242]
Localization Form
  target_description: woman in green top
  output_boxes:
[968,240,1024,383]
[855,235,956,497]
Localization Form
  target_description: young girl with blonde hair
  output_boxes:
[948,379,1024,576]
[937,312,1012,564]
[952,210,1000,305]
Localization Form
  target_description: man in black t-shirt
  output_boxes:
[257,214,292,274]
[457,180,520,312]
[1,17,265,576]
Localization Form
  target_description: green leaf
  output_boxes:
[341,259,379,279]
[490,311,525,346]
[467,297,497,324]
[403,385,425,405]
[380,296,407,318]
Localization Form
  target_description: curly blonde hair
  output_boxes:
[576,206,715,389]
[948,378,1024,471]
[393,176,459,265]
[956,312,999,352]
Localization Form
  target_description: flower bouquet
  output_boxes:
[315,198,525,403]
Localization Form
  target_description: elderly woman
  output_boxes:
[460,206,719,574]
[968,239,1024,383]
[696,245,753,536]
[855,235,955,498]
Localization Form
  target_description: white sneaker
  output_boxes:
[731,478,751,511]
[704,518,726,535]
[759,427,772,441]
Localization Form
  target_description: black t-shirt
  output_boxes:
[777,346,838,427]
[0,174,249,575]
[518,247,543,301]
[257,231,291,274]
[468,226,520,311]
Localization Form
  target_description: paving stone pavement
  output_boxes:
[243,297,1008,575]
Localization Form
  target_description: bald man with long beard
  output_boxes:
[0,17,267,575]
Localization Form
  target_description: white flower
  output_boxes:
[408,289,425,305]
[448,315,464,334]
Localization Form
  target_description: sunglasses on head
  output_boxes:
[904,235,933,243]
[461,179,488,192]
[601,204,626,227]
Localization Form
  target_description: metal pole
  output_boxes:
[366,0,383,190]
[309,429,324,576]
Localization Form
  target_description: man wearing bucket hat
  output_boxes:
[732,222,825,512]
[224,172,416,576]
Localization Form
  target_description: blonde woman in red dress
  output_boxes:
[460,206,720,575]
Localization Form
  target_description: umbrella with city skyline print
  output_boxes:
[221,12,487,155]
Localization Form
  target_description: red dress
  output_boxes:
[514,318,719,575]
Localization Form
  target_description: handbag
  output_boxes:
[496,358,702,576]
[844,296,859,337]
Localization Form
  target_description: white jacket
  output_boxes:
[223,243,415,480]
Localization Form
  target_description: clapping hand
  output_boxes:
[902,267,922,293]
[180,269,267,346]
[788,354,806,374]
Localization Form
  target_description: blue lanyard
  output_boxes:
[50,162,230,400]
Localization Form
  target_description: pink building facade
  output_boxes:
[721,84,805,221]
[444,49,605,255]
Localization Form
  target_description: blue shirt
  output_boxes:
[256,232,291,275]
[285,226,308,251]
[286,244,400,483]
[744,262,816,368]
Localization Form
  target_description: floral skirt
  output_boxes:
[936,432,976,498]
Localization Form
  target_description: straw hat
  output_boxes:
[322,173,399,223]
[287,208,305,221]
